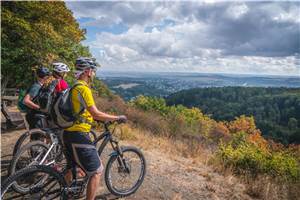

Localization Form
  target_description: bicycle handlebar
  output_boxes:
[95,120,126,131]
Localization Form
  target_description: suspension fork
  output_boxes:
[110,139,130,173]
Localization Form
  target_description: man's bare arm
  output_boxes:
[87,105,119,122]
[23,94,40,110]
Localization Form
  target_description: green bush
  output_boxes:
[129,95,169,116]
[130,96,300,182]
[92,78,112,98]
[218,132,300,181]
[266,151,300,181]
[129,95,214,137]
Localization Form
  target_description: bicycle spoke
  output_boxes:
[45,189,62,199]
[33,151,44,162]
[38,176,56,188]
[109,151,143,192]
[2,166,65,200]
[39,180,61,199]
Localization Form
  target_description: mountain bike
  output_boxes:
[8,128,65,193]
[1,121,146,199]
[9,127,98,193]
[12,125,96,156]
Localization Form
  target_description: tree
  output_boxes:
[1,1,91,88]
[166,87,300,144]
[288,118,298,130]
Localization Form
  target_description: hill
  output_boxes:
[166,87,300,144]
[1,127,254,200]
[1,2,299,199]
[99,71,300,101]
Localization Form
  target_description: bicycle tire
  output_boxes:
[9,141,50,193]
[1,165,67,199]
[12,129,47,156]
[105,146,146,196]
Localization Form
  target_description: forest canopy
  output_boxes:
[166,87,300,144]
[1,1,91,88]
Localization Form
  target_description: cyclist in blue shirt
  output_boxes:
[23,67,50,138]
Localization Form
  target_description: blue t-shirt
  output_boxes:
[27,82,42,100]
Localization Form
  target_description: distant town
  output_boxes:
[97,71,300,101]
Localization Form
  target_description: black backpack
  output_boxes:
[36,80,59,114]
[51,83,86,128]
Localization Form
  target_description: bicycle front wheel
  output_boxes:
[1,165,67,200]
[105,146,146,196]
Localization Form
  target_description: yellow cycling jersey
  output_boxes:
[65,80,95,132]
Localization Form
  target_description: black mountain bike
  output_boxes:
[1,121,146,199]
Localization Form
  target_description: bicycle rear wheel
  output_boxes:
[105,146,146,196]
[1,165,67,199]
[9,141,50,193]
[12,129,47,156]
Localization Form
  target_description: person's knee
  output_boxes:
[90,171,101,180]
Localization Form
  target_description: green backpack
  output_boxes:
[17,89,28,113]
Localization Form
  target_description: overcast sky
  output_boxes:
[66,1,300,76]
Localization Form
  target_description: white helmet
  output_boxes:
[53,62,70,73]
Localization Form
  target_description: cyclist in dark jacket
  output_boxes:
[23,67,50,133]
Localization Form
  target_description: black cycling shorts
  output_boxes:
[63,131,103,176]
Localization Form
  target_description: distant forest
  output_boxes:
[166,87,300,144]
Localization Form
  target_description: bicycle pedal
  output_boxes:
[66,188,85,199]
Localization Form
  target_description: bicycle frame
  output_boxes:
[39,136,58,165]
[66,123,124,197]
[34,124,116,167]
[37,128,61,165]
[92,123,122,157]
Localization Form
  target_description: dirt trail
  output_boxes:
[1,129,254,200]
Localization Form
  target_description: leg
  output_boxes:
[64,167,86,186]
[26,114,41,141]
[64,169,72,186]
[25,113,35,130]
[86,172,101,200]
[63,131,103,199]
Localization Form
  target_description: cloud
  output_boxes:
[66,1,300,75]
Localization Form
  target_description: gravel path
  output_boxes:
[1,128,253,200]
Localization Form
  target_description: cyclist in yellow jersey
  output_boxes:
[63,57,127,200]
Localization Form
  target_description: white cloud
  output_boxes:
[67,1,300,75]
[225,3,249,19]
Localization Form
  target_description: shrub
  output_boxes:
[93,78,112,98]
[130,95,214,137]
[218,132,300,181]
[265,151,300,181]
[227,115,260,135]
[129,95,169,116]
[210,122,231,142]
[126,107,169,136]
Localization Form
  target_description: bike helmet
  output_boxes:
[36,66,50,78]
[53,62,70,73]
[75,57,99,71]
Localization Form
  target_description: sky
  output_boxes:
[66,1,300,76]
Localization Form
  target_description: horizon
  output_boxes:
[97,69,300,78]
